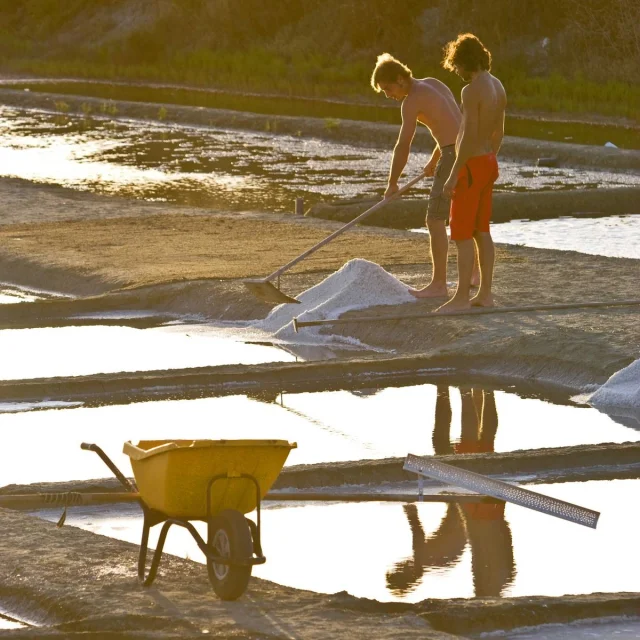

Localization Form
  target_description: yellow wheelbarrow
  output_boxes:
[81,439,296,600]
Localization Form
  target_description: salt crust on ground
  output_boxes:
[589,359,640,410]
[588,359,640,429]
[255,259,414,345]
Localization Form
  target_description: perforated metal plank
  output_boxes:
[404,454,599,529]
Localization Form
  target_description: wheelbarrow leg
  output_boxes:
[138,507,171,586]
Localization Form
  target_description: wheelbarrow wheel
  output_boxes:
[207,509,253,601]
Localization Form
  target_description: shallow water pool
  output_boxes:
[0,613,24,630]
[0,285,43,304]
[413,213,640,260]
[1,383,636,487]
[0,324,294,381]
[1,106,637,217]
[36,479,640,603]
[489,214,640,260]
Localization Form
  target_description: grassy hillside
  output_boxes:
[0,0,638,120]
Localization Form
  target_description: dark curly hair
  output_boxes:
[442,33,492,73]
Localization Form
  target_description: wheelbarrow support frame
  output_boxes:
[81,443,265,591]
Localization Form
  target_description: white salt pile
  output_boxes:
[589,358,640,429]
[255,259,414,343]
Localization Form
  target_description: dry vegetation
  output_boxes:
[0,0,638,118]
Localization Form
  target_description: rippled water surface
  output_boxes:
[1,107,638,214]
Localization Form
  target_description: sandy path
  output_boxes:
[0,177,515,288]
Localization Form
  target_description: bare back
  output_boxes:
[402,77,461,148]
[456,72,507,157]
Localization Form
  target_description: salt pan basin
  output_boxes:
[1,385,636,487]
[36,479,640,603]
[0,324,294,380]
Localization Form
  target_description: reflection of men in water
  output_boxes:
[387,386,515,597]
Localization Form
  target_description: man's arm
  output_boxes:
[385,99,418,197]
[447,84,479,181]
[424,143,441,176]
[491,110,505,155]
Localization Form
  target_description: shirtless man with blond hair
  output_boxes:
[438,34,507,313]
[371,53,479,298]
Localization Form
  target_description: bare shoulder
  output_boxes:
[490,74,507,103]
[401,91,420,118]
[420,77,445,91]
[460,82,480,104]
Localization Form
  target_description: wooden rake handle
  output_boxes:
[265,173,426,282]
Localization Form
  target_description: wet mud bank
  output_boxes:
[1,87,639,171]
[0,508,452,639]
[404,593,640,636]
[308,187,640,229]
[0,348,629,407]
[3,441,638,499]
[1,254,639,400]
[0,508,638,639]
[1,176,638,399]
[273,442,640,490]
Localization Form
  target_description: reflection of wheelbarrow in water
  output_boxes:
[81,439,296,600]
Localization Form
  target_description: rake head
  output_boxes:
[243,279,301,305]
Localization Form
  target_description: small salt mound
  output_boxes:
[256,259,414,341]
[589,359,640,427]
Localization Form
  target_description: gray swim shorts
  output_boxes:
[426,144,456,222]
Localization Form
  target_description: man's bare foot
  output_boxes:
[435,296,472,313]
[409,283,448,299]
[470,293,494,307]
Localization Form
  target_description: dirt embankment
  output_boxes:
[0,508,451,639]
[308,187,640,228]
[3,441,638,500]
[1,177,639,394]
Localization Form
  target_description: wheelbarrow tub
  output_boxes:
[123,439,296,519]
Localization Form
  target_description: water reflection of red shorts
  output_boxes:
[454,441,493,455]
[462,502,506,520]
[450,153,499,241]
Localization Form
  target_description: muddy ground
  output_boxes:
[0,164,639,635]
[2,507,638,639]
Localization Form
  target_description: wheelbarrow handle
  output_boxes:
[80,442,137,493]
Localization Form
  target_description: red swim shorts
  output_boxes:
[450,153,499,241]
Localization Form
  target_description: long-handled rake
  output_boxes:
[243,174,426,305]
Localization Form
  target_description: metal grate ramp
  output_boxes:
[404,454,599,529]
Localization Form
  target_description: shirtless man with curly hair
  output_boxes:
[438,34,506,313]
